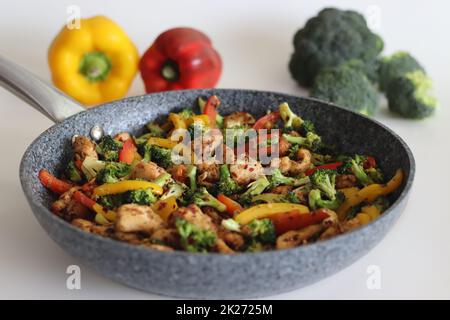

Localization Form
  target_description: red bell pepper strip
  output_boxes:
[118,139,137,164]
[38,169,73,194]
[363,156,377,169]
[139,27,222,93]
[203,95,220,127]
[305,162,343,176]
[269,209,329,235]
[73,190,97,209]
[217,194,243,216]
[253,111,280,130]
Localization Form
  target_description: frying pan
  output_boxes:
[0,56,415,298]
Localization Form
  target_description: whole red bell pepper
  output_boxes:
[139,27,222,93]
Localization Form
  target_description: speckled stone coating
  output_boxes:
[19,89,415,299]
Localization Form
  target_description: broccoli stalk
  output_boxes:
[268,168,310,188]
[192,187,227,212]
[245,219,276,245]
[283,132,323,152]
[175,218,216,253]
[308,189,344,210]
[186,165,197,191]
[152,172,172,187]
[310,169,337,200]
[96,135,122,161]
[217,165,242,196]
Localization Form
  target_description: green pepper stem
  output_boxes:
[161,60,179,82]
[79,52,112,82]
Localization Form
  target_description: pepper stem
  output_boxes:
[161,60,179,82]
[79,52,112,82]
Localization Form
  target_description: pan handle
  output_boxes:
[0,55,85,123]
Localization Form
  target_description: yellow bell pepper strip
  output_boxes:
[185,115,210,127]
[93,180,163,197]
[73,191,116,223]
[152,196,178,221]
[48,15,139,105]
[339,187,360,199]
[168,113,187,130]
[146,137,178,149]
[337,169,404,220]
[234,203,310,225]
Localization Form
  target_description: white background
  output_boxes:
[0,0,449,299]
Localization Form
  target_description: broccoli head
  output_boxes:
[343,58,380,84]
[299,120,315,136]
[193,187,227,212]
[245,219,276,245]
[96,135,122,161]
[145,122,165,137]
[144,145,174,168]
[65,161,83,183]
[309,189,344,210]
[310,169,337,200]
[217,165,242,196]
[310,64,379,116]
[177,108,195,120]
[160,182,187,200]
[96,162,131,184]
[283,132,323,152]
[379,51,425,91]
[97,194,125,209]
[289,7,383,87]
[386,70,437,119]
[125,189,157,205]
[239,176,270,205]
[175,218,216,253]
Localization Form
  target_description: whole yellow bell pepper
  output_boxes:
[48,16,139,105]
[234,203,310,225]
[337,169,404,219]
[93,180,163,197]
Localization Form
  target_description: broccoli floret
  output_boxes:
[366,167,384,183]
[311,153,334,166]
[146,122,165,137]
[310,64,379,116]
[268,168,310,188]
[309,189,344,210]
[217,164,242,196]
[310,169,337,200]
[239,176,270,205]
[373,196,390,212]
[299,120,315,136]
[175,218,216,253]
[246,219,276,245]
[96,135,122,161]
[81,156,106,180]
[160,182,187,201]
[349,155,374,186]
[96,162,131,184]
[378,51,425,91]
[65,161,83,183]
[146,145,173,168]
[192,187,226,212]
[386,70,437,119]
[152,172,172,187]
[97,194,125,209]
[343,59,380,84]
[289,7,383,87]
[283,132,323,152]
[279,102,302,130]
[126,189,157,205]
[177,108,195,120]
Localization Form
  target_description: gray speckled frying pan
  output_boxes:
[0,56,415,299]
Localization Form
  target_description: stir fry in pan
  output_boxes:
[39,95,403,253]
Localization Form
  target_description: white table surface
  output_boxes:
[1,0,449,299]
